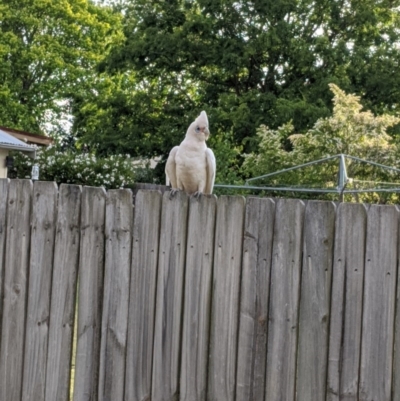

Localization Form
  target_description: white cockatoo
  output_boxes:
[166,111,216,197]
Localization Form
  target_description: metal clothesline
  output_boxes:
[214,154,400,194]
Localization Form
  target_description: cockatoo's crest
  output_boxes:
[187,110,210,141]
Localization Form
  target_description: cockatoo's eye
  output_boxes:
[195,126,200,133]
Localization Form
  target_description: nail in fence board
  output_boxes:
[124,190,162,401]
[98,189,133,401]
[22,182,58,401]
[296,201,336,401]
[0,179,32,401]
[180,195,217,401]
[0,178,9,338]
[359,205,398,401]
[235,197,276,401]
[327,204,367,401]
[152,191,189,401]
[73,187,106,401]
[208,196,245,401]
[45,184,81,401]
[265,199,305,401]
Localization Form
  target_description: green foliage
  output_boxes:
[9,146,139,189]
[75,0,400,161]
[0,0,123,133]
[243,84,400,202]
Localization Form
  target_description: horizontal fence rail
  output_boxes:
[1,179,400,401]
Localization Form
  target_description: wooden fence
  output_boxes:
[0,178,400,401]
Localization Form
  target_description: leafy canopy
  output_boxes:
[0,0,123,134]
[74,0,400,163]
[243,84,400,201]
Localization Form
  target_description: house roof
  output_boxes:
[0,129,37,157]
[0,126,53,146]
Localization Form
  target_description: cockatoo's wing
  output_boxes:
[204,148,216,194]
[165,146,179,188]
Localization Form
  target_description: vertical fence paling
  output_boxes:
[327,203,367,401]
[98,189,133,401]
[265,199,305,401]
[152,191,189,401]
[0,178,9,339]
[45,184,81,401]
[208,196,246,401]
[124,190,162,401]
[235,197,275,401]
[393,206,400,401]
[296,201,336,401]
[359,205,398,401]
[180,195,217,401]
[0,179,32,401]
[22,181,58,401]
[73,187,106,401]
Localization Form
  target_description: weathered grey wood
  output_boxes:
[45,184,82,401]
[327,203,367,401]
[296,201,336,401]
[131,183,169,204]
[152,191,189,401]
[98,189,133,401]
[264,199,305,401]
[0,178,9,340]
[180,195,217,401]
[208,196,246,401]
[393,205,400,401]
[235,197,275,401]
[0,179,32,401]
[73,187,106,401]
[359,205,398,401]
[22,181,58,401]
[124,190,162,401]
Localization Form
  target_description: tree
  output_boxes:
[74,0,400,165]
[0,0,123,134]
[243,84,400,202]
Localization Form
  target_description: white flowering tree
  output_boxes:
[9,146,153,189]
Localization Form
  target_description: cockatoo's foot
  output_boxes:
[192,191,203,199]
[169,188,180,199]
